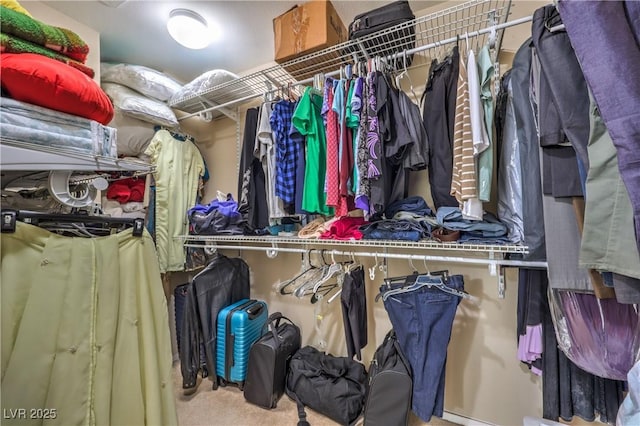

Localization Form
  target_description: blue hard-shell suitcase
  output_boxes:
[216,299,268,389]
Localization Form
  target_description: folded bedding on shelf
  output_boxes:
[0,5,89,63]
[0,97,117,158]
[0,33,94,78]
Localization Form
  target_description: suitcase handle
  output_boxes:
[264,312,296,345]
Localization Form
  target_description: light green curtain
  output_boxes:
[1,222,177,426]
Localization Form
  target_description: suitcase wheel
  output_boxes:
[219,378,227,387]
[238,381,244,391]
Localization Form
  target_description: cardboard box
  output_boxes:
[273,0,347,64]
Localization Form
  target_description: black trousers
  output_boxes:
[421,46,459,210]
[341,266,367,361]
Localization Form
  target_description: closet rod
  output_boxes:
[184,243,548,269]
[399,15,533,59]
[179,14,534,121]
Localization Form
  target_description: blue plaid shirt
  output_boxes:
[270,100,297,205]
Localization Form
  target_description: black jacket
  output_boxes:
[180,253,250,389]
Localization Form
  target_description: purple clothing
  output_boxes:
[557,0,640,254]
[553,290,639,381]
[518,325,543,376]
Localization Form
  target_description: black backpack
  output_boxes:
[363,330,413,426]
[286,346,367,426]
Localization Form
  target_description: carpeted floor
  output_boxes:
[172,364,458,426]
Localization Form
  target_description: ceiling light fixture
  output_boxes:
[167,9,212,50]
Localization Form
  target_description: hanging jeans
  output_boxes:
[557,0,640,255]
[381,274,464,422]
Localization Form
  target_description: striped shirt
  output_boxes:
[450,50,478,204]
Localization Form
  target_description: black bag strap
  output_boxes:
[388,330,412,374]
[292,392,311,426]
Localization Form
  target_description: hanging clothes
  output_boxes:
[476,45,495,202]
[450,50,479,211]
[556,0,640,261]
[380,274,465,423]
[510,39,546,261]
[421,46,459,210]
[1,222,178,426]
[579,94,640,304]
[292,87,333,216]
[238,107,269,231]
[271,99,299,210]
[517,269,626,424]
[464,48,486,220]
[145,129,204,273]
[531,5,591,183]
[256,101,288,219]
[341,266,367,361]
[323,78,341,210]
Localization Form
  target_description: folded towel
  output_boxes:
[0,5,89,63]
[0,33,94,78]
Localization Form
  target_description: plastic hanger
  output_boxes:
[311,252,343,294]
[278,251,321,295]
[379,273,474,302]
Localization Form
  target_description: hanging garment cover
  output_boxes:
[145,129,204,272]
[497,75,525,244]
[519,269,625,424]
[511,39,546,261]
[180,253,250,390]
[548,289,640,381]
[557,0,640,255]
[1,222,177,426]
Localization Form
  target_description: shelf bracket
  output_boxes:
[488,252,506,299]
[266,242,279,259]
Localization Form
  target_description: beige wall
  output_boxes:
[21,1,101,82]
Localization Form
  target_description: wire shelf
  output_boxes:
[180,235,528,255]
[169,0,512,115]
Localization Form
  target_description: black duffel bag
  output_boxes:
[286,346,367,426]
[347,1,416,66]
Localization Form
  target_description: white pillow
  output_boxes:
[169,69,240,108]
[101,63,182,102]
[102,82,179,128]
[108,108,156,157]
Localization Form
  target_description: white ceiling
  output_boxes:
[44,1,441,83]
